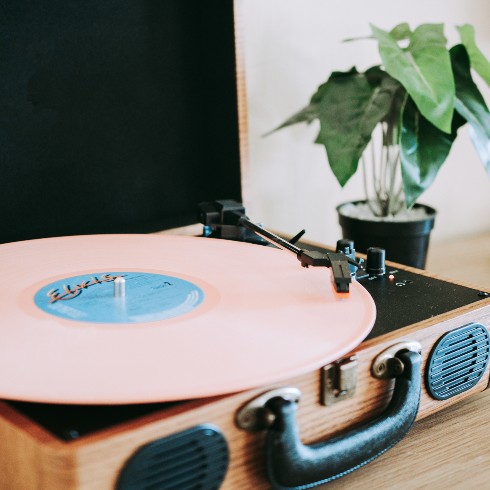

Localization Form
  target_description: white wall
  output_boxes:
[240,0,490,247]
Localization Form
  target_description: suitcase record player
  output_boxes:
[1,2,489,489]
[0,201,488,490]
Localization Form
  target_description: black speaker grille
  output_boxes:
[117,424,229,490]
[426,323,490,400]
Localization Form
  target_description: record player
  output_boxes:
[1,2,489,489]
[0,201,488,490]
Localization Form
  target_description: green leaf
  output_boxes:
[389,23,411,41]
[343,22,411,44]
[365,66,407,144]
[457,24,490,86]
[267,83,326,134]
[266,72,345,135]
[266,102,318,135]
[468,126,490,176]
[400,98,465,207]
[450,44,490,176]
[371,23,455,134]
[315,69,402,186]
[451,44,490,137]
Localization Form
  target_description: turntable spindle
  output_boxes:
[114,276,126,298]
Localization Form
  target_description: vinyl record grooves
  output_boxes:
[0,234,375,404]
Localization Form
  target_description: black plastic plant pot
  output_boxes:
[337,201,436,269]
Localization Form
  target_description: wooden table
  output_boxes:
[325,389,490,489]
[426,231,490,292]
[323,231,490,489]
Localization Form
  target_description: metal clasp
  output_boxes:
[321,355,358,406]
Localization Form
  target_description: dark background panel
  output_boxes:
[0,0,241,243]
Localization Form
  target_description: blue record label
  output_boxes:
[34,272,205,323]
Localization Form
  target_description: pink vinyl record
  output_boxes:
[0,234,375,404]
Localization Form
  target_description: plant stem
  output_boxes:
[387,147,400,215]
[372,133,380,200]
[362,154,378,216]
[363,121,404,218]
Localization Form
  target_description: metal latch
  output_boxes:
[321,355,358,406]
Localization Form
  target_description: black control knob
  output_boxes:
[366,247,386,276]
[336,239,357,275]
[336,239,354,255]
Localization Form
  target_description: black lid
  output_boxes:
[0,0,242,243]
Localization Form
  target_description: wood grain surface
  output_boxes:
[322,388,490,489]
[427,231,490,290]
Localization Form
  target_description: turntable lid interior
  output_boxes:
[0,235,375,404]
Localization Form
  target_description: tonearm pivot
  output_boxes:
[198,200,363,293]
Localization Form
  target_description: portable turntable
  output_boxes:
[0,201,489,489]
[1,1,490,489]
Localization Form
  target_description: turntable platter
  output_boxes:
[0,235,375,404]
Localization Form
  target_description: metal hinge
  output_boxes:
[321,355,358,406]
[371,341,422,379]
[235,386,301,432]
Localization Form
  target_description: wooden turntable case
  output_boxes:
[0,267,488,489]
[0,1,489,489]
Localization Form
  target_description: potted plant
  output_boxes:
[271,23,490,268]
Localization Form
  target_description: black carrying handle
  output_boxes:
[265,350,422,490]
